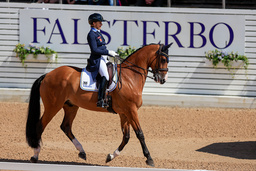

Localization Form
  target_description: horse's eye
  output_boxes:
[161,58,166,63]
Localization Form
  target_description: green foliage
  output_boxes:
[116,46,136,59]
[13,43,58,66]
[205,49,249,70]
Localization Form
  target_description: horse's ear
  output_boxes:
[162,43,173,52]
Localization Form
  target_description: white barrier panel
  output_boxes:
[1,88,256,109]
[20,9,245,56]
[0,162,207,171]
[142,93,256,108]
[0,3,256,103]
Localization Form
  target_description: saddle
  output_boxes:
[80,62,117,92]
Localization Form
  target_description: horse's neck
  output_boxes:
[120,45,158,90]
[127,45,157,70]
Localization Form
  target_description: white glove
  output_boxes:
[108,50,118,57]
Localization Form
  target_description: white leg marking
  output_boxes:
[72,138,85,152]
[109,148,120,160]
[33,147,40,159]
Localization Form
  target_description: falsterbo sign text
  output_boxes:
[20,9,245,55]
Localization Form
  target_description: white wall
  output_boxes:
[0,3,256,108]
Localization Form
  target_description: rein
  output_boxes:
[121,59,155,80]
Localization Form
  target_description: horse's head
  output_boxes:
[151,43,173,84]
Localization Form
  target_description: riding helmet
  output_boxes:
[88,13,106,25]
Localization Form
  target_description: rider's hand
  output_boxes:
[108,50,118,57]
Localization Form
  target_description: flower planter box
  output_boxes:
[25,54,56,62]
[204,59,244,69]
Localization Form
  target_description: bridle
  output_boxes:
[116,44,169,89]
[151,44,169,73]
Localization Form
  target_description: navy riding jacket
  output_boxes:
[86,28,109,80]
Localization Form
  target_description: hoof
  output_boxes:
[146,158,155,167]
[105,154,112,163]
[78,152,86,160]
[30,156,38,163]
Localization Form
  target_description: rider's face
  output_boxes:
[93,21,102,30]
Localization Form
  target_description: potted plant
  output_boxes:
[117,46,136,59]
[13,43,58,66]
[205,49,249,70]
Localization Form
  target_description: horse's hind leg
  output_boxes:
[106,114,130,163]
[31,106,63,162]
[61,102,86,160]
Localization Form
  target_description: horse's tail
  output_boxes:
[26,74,46,148]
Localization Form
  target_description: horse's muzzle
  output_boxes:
[160,78,166,84]
[154,72,168,84]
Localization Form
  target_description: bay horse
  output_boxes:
[26,43,173,167]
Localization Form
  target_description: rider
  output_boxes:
[86,13,118,108]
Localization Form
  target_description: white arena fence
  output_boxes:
[0,162,208,171]
[0,3,255,108]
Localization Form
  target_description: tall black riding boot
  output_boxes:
[97,76,109,108]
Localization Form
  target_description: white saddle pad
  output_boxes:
[80,65,118,92]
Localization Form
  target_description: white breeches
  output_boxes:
[99,55,109,81]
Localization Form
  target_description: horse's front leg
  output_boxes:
[130,111,154,167]
[106,114,130,163]
[134,128,154,166]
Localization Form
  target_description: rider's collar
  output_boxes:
[91,27,100,32]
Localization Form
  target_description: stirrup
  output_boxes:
[96,99,108,108]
